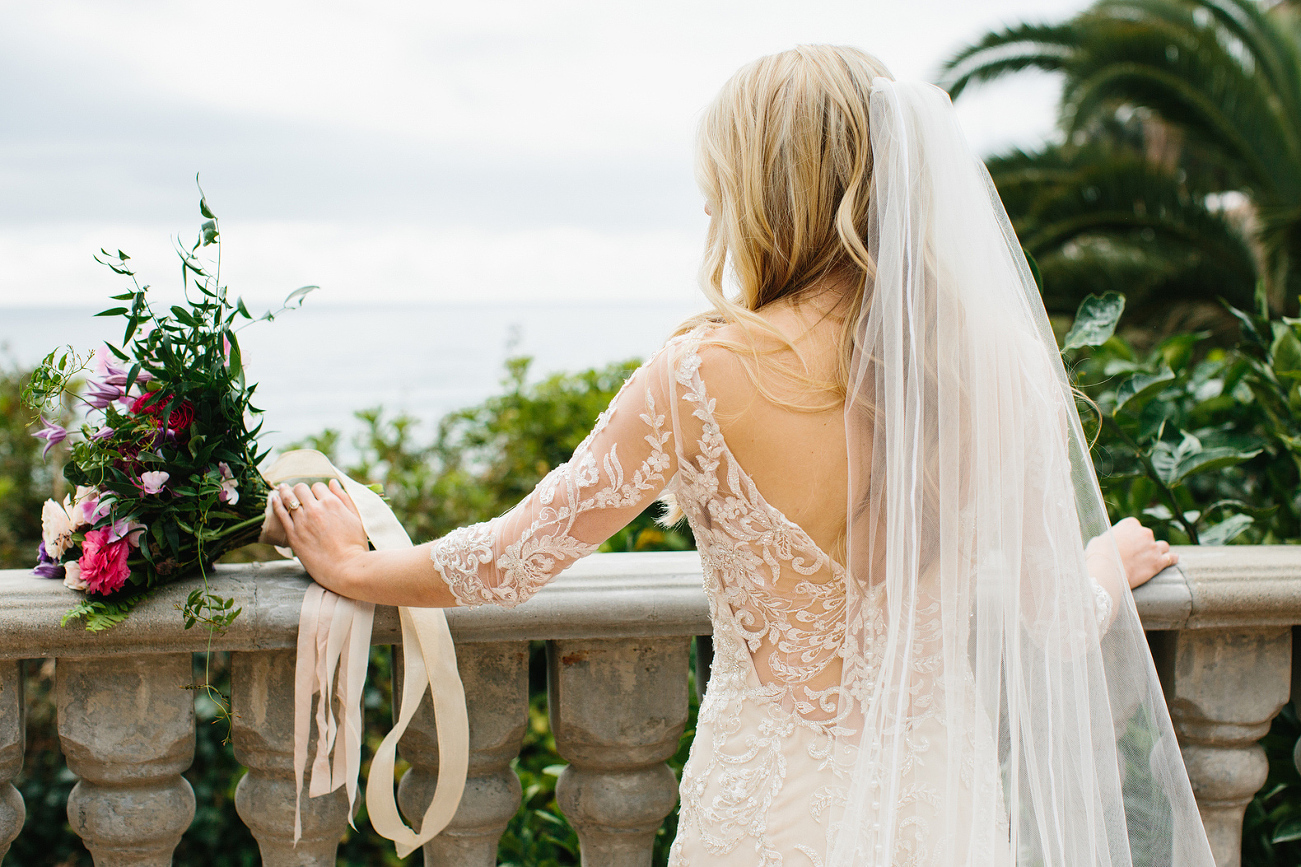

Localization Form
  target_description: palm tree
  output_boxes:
[942,0,1301,321]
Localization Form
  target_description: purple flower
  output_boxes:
[83,379,122,409]
[33,417,66,457]
[139,471,169,495]
[91,426,114,441]
[32,541,64,580]
[104,367,153,389]
[107,517,145,548]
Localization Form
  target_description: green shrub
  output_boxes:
[0,363,59,570]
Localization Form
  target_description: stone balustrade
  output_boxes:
[0,546,1295,866]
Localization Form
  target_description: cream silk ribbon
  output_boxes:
[261,449,469,859]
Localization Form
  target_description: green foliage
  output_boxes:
[1064,290,1294,544]
[0,362,57,569]
[22,193,314,630]
[943,0,1301,328]
[1061,289,1301,864]
[60,594,147,632]
[1242,703,1301,864]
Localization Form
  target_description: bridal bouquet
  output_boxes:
[23,194,312,632]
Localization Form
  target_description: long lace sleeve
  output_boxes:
[428,340,682,608]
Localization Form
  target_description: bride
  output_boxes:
[269,45,1214,866]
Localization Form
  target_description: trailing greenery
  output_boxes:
[20,197,314,633]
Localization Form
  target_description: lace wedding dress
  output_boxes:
[421,75,1216,867]
[426,322,1111,866]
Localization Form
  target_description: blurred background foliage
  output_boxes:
[5,0,1301,861]
[0,355,696,866]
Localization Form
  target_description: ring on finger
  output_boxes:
[286,499,302,512]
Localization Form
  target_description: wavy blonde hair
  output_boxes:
[679,45,894,404]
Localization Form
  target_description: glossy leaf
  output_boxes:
[1063,292,1125,350]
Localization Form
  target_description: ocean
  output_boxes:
[0,302,701,453]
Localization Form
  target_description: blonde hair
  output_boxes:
[679,45,893,404]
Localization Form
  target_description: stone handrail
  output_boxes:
[0,546,1295,866]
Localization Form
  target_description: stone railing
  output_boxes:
[0,546,1297,867]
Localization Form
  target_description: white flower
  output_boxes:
[66,486,100,530]
[139,471,170,495]
[217,461,239,505]
[63,561,88,592]
[41,499,75,559]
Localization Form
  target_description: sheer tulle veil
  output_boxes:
[828,78,1215,865]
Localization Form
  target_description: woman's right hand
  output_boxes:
[1089,516,1178,590]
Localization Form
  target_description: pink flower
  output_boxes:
[78,528,130,595]
[139,471,169,495]
[217,462,239,505]
[107,517,145,548]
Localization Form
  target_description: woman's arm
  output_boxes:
[1085,516,1179,630]
[269,481,458,606]
[269,340,684,609]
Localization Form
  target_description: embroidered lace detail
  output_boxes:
[1093,575,1114,628]
[425,324,1103,865]
[430,340,677,609]
[430,523,499,606]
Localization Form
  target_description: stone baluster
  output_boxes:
[231,649,350,866]
[548,638,690,867]
[397,640,529,865]
[57,653,196,866]
[0,660,24,860]
[1162,627,1291,867]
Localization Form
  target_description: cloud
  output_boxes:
[0,0,1089,306]
[0,221,706,307]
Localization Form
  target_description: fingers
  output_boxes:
[329,479,362,518]
[269,490,295,545]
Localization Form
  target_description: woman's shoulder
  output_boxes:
[677,311,843,415]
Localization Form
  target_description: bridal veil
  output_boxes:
[830,77,1215,865]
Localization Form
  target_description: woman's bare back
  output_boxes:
[697,296,851,565]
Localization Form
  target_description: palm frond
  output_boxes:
[991,151,1257,312]
[939,22,1079,98]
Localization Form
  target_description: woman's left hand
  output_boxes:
[269,480,371,595]
[1087,516,1178,591]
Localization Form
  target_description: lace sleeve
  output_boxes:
[1092,574,1115,629]
[428,339,682,608]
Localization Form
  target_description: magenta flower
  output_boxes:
[33,417,67,457]
[139,471,169,495]
[79,528,130,595]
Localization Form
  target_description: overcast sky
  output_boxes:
[1,0,1090,308]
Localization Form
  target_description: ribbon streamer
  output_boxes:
[261,449,469,857]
